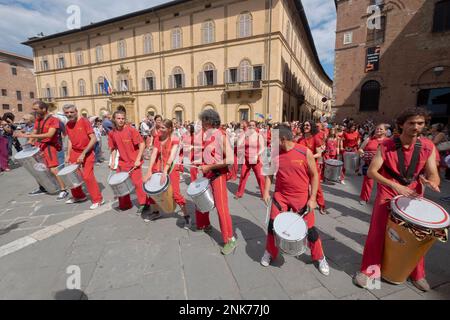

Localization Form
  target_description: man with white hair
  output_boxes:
[63,104,104,209]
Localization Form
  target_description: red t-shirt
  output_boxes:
[66,117,93,152]
[274,144,311,197]
[202,128,228,178]
[343,131,360,150]
[153,134,180,172]
[325,138,338,157]
[244,131,261,163]
[34,116,60,146]
[108,125,144,168]
[316,131,327,146]
[298,135,322,153]
[379,137,434,198]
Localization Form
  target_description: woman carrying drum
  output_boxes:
[358,124,388,205]
[353,107,441,292]
[341,122,361,182]
[144,119,190,228]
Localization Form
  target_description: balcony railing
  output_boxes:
[225,80,262,92]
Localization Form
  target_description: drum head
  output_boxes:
[325,159,343,166]
[14,147,40,160]
[109,172,129,185]
[144,173,169,194]
[273,212,307,241]
[58,164,79,175]
[391,196,450,229]
[187,177,210,197]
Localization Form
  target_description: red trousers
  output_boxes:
[265,192,324,261]
[117,166,148,210]
[236,161,265,198]
[360,194,425,281]
[360,175,374,202]
[317,175,326,209]
[148,169,186,207]
[194,171,234,244]
[69,151,103,204]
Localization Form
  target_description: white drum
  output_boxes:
[108,172,135,197]
[57,164,83,189]
[343,152,360,175]
[273,212,308,256]
[324,159,343,182]
[187,177,215,213]
[143,173,175,213]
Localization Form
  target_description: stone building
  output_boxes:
[333,0,450,125]
[0,50,36,120]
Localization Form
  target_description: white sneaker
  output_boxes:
[340,180,346,185]
[260,250,272,267]
[90,200,105,210]
[56,190,69,201]
[318,257,330,276]
[66,197,87,204]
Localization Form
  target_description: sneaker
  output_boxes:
[318,257,330,276]
[144,211,161,222]
[56,190,69,201]
[66,197,88,204]
[359,200,367,206]
[341,180,346,185]
[28,188,47,196]
[411,278,430,292]
[90,200,105,210]
[183,215,191,230]
[136,205,148,216]
[440,196,450,203]
[353,272,371,289]
[221,238,237,255]
[260,250,272,267]
[319,206,327,215]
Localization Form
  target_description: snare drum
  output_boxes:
[382,196,450,284]
[108,172,135,197]
[186,177,215,213]
[273,212,308,256]
[324,159,343,182]
[57,164,84,189]
[343,152,360,175]
[143,173,176,213]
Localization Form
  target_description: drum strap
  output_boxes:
[37,116,52,143]
[293,148,307,157]
[383,137,421,186]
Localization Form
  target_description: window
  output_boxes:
[175,110,183,123]
[16,91,22,101]
[96,45,103,62]
[343,32,353,44]
[239,108,249,121]
[41,58,49,71]
[202,20,215,44]
[238,12,252,38]
[57,55,65,69]
[78,79,86,96]
[433,0,450,32]
[170,67,184,89]
[18,104,23,112]
[2,104,9,110]
[30,92,34,99]
[360,80,381,111]
[417,87,450,117]
[367,16,386,44]
[45,86,52,98]
[60,81,68,97]
[118,39,127,58]
[144,70,155,90]
[1,89,6,96]
[200,63,216,86]
[172,27,182,49]
[75,49,83,65]
[227,68,238,83]
[239,60,252,82]
[253,65,263,81]
[11,63,17,75]
[96,77,105,94]
[143,33,153,54]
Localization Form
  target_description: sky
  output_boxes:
[0,0,336,79]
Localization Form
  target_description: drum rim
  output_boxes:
[186,177,211,197]
[273,212,308,239]
[324,159,343,166]
[14,147,40,160]
[391,195,450,229]
[57,164,79,175]
[108,172,130,185]
[143,173,170,194]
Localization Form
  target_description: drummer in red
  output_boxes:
[341,123,361,183]
[298,121,327,214]
[15,100,68,201]
[235,120,266,199]
[108,110,148,214]
[261,124,330,275]
[144,119,190,227]
[354,107,440,292]
[358,124,388,205]
[63,104,104,209]
[194,109,237,255]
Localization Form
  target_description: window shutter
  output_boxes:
[198,72,203,86]
[168,75,173,89]
[152,77,156,90]
[250,66,254,81]
[181,74,185,88]
[142,78,146,91]
[213,70,217,85]
[225,70,229,84]
[261,65,266,81]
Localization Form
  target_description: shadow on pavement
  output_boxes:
[54,289,88,300]
[0,221,26,236]
[226,181,262,199]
